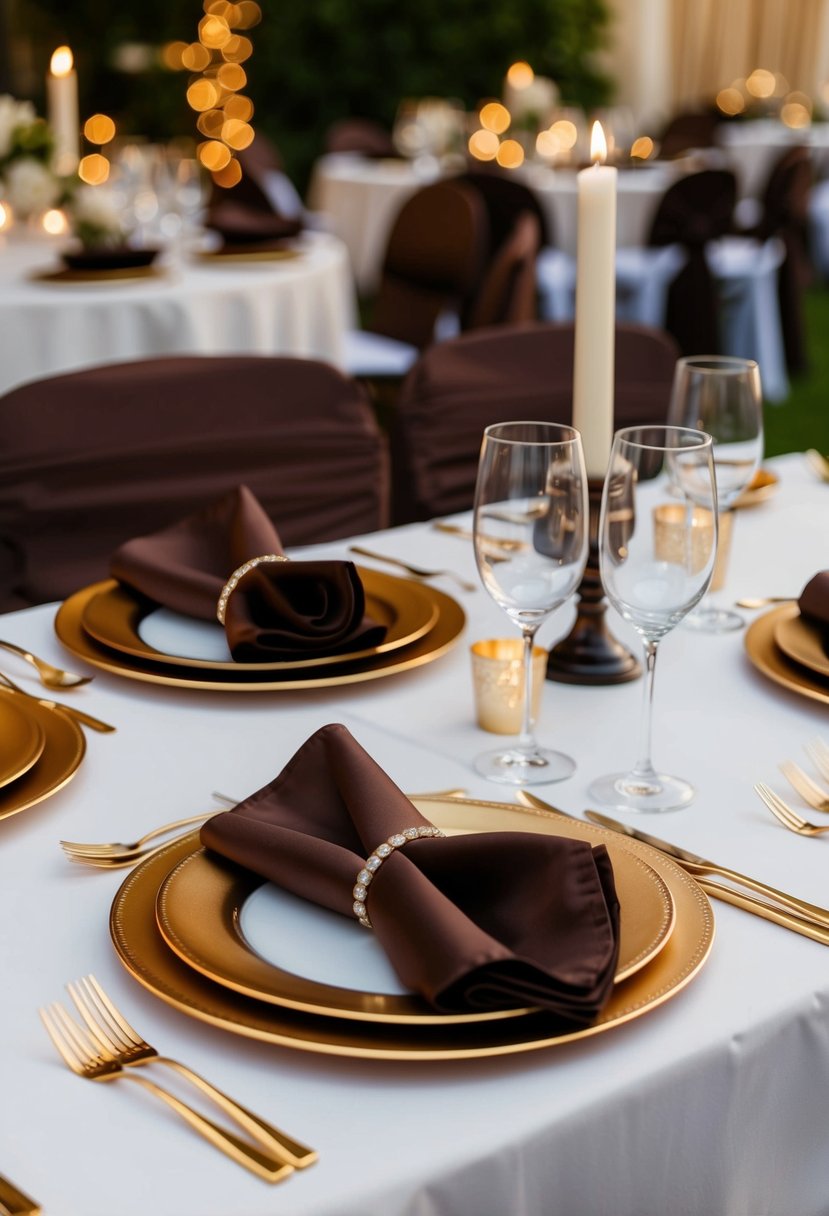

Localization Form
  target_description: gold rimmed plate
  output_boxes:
[745,604,829,706]
[79,572,438,672]
[0,690,86,822]
[194,247,302,263]
[154,797,674,1024]
[56,579,465,691]
[0,695,45,792]
[30,265,164,284]
[110,799,713,1059]
[773,611,829,680]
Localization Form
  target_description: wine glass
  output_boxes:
[587,425,717,813]
[472,421,588,785]
[667,355,764,632]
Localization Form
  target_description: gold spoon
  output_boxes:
[0,670,115,732]
[734,597,795,609]
[0,639,92,689]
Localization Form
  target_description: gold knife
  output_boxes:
[583,808,829,930]
[0,1173,40,1216]
[696,880,829,945]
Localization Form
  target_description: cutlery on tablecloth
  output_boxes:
[806,448,829,483]
[755,783,829,839]
[516,791,829,942]
[348,545,478,593]
[0,640,92,689]
[431,522,524,554]
[805,739,829,785]
[0,670,115,733]
[733,597,795,608]
[0,1172,41,1215]
[778,761,829,812]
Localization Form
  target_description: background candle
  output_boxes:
[571,120,617,479]
[47,46,79,175]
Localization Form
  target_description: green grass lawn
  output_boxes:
[764,284,829,456]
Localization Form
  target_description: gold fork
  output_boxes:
[778,761,829,813]
[67,976,316,1169]
[0,640,92,689]
[39,1000,295,1183]
[755,783,829,838]
[805,739,829,785]
[348,545,478,592]
[0,1172,40,1215]
[0,670,115,733]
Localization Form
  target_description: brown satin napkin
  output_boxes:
[110,486,386,662]
[201,724,621,1027]
[799,572,829,639]
[207,200,303,246]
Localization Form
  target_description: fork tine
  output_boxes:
[778,761,829,811]
[806,739,829,784]
[755,783,805,830]
[39,1005,84,1075]
[85,975,143,1046]
[70,976,140,1053]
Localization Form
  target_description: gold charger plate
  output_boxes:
[55,579,465,691]
[110,800,714,1059]
[80,571,438,672]
[733,467,779,509]
[0,690,86,822]
[773,611,829,680]
[30,265,163,284]
[745,604,829,707]
[154,797,674,1024]
[0,695,45,792]
[195,248,302,263]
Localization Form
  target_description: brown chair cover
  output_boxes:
[467,211,541,329]
[754,146,813,373]
[325,118,397,159]
[658,110,721,160]
[0,356,389,611]
[456,169,552,252]
[389,321,680,524]
[648,169,737,354]
[369,179,489,349]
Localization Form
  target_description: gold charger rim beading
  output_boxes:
[54,577,465,692]
[745,604,829,707]
[0,688,86,822]
[109,799,714,1059]
[79,572,439,672]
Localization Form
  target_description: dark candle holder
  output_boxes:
[546,477,641,685]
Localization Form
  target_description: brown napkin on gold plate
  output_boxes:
[111,486,386,662]
[799,572,829,640]
[201,724,621,1027]
[206,200,303,248]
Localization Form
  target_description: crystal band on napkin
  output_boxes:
[110,486,386,662]
[201,724,621,1027]
[799,572,829,639]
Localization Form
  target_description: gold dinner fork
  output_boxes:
[0,670,115,733]
[0,640,92,689]
[348,545,478,592]
[778,761,829,813]
[67,976,317,1169]
[805,739,829,785]
[39,1000,294,1183]
[755,783,829,838]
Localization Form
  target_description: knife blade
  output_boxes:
[584,808,829,930]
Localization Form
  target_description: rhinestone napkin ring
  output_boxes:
[353,826,446,929]
[216,554,290,624]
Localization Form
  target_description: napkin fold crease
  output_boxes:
[201,724,621,1027]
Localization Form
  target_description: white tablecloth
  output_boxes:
[0,231,356,396]
[1,453,828,1216]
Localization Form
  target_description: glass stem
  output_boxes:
[631,638,659,779]
[518,625,537,752]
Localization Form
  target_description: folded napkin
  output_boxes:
[201,724,621,1027]
[110,486,386,662]
[799,572,829,639]
[206,200,303,247]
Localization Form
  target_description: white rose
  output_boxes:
[4,157,59,216]
[0,95,36,160]
[71,185,122,233]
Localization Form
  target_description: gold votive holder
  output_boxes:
[470,638,547,735]
[652,503,732,591]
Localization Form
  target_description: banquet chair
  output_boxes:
[657,109,721,160]
[0,356,389,611]
[467,211,542,328]
[388,321,680,524]
[343,178,489,379]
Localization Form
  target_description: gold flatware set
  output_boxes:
[0,1172,40,1216]
[348,545,478,593]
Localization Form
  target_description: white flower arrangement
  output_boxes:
[0,94,58,218]
[68,184,126,248]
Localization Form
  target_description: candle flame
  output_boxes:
[590,120,607,164]
[50,46,74,76]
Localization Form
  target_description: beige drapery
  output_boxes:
[671,0,829,105]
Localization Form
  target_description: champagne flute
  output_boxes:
[667,355,764,632]
[588,425,717,813]
[472,421,588,785]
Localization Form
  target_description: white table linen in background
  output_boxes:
[0,453,827,1216]
[0,231,356,395]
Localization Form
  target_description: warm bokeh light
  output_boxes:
[204,0,241,19]
[222,35,253,62]
[42,208,68,235]
[196,108,226,138]
[160,41,188,70]
[198,139,232,171]
[199,14,233,48]
[181,42,212,71]
[716,87,746,116]
[187,78,221,111]
[216,62,246,90]
[221,118,255,149]
[773,72,790,97]
[781,93,812,128]
[212,157,243,187]
[468,129,500,161]
[535,130,561,158]
[550,119,578,150]
[630,135,654,160]
[223,94,254,121]
[78,154,110,184]
[746,68,776,98]
[83,114,116,145]
[50,46,74,76]
[0,202,12,230]
[590,120,607,163]
[496,138,524,169]
[506,61,534,90]
[479,102,511,135]
[234,1,262,28]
